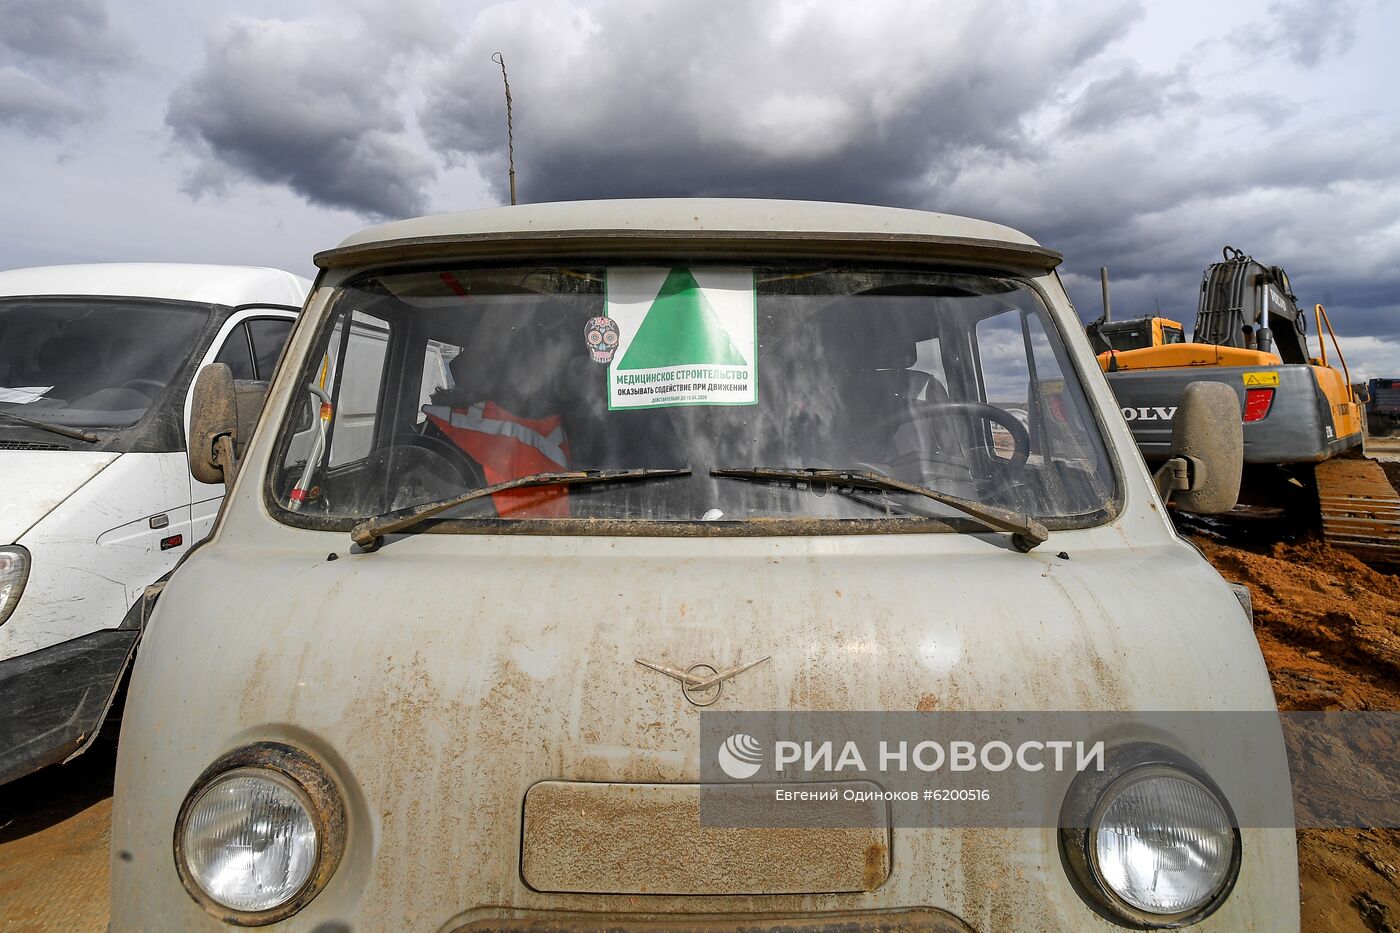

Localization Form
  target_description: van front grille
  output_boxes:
[0,441,67,450]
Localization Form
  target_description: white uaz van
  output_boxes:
[111,202,1297,930]
[0,263,308,784]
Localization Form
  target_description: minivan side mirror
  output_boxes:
[1152,381,1243,514]
[190,363,238,485]
[189,365,272,486]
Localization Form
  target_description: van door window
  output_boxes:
[213,324,255,380]
[1026,312,1097,463]
[972,309,1031,461]
[247,318,294,381]
[911,336,947,395]
[327,312,390,466]
[416,339,463,425]
[972,306,1112,508]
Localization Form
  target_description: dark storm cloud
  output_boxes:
[1064,65,1198,132]
[413,0,1397,343]
[914,44,1400,343]
[0,0,130,73]
[1249,0,1358,67]
[422,0,1141,206]
[1015,120,1400,266]
[1037,120,1400,339]
[0,65,84,133]
[0,0,130,134]
[167,15,435,219]
[145,0,1398,350]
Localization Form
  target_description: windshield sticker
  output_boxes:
[584,315,620,363]
[0,386,53,404]
[605,267,757,409]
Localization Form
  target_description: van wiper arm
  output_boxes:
[711,467,1048,552]
[0,410,98,443]
[350,468,690,549]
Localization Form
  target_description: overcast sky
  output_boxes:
[2,0,1397,376]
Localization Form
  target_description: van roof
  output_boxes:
[0,263,311,307]
[316,198,1060,271]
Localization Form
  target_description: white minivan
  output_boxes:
[112,202,1297,930]
[0,263,309,784]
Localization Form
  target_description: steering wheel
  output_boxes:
[869,400,1031,470]
[118,379,165,394]
[355,432,497,518]
[865,400,1033,505]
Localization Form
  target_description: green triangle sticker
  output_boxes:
[617,268,748,370]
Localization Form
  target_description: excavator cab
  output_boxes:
[1090,317,1184,353]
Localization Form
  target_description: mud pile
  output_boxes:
[1192,534,1400,931]
[1198,538,1400,708]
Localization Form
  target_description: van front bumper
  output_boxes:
[0,628,137,785]
[449,908,972,932]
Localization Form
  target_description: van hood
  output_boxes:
[119,533,1291,928]
[0,451,120,542]
[138,536,1284,784]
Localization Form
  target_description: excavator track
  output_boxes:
[1315,456,1400,568]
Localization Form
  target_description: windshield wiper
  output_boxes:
[0,410,98,443]
[711,467,1049,552]
[350,468,691,549]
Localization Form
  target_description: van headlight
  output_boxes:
[0,546,30,626]
[174,743,346,925]
[1061,749,1240,927]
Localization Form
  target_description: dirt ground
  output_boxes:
[0,737,114,932]
[1193,533,1400,932]
[0,510,1397,931]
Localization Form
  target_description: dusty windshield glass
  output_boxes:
[0,297,209,428]
[270,264,1115,530]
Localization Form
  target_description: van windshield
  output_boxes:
[270,264,1115,531]
[0,297,209,429]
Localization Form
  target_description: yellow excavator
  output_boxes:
[1087,247,1399,566]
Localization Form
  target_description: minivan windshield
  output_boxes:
[0,297,210,429]
[270,264,1116,531]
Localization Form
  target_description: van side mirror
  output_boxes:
[1153,381,1243,514]
[190,364,238,484]
[189,365,272,485]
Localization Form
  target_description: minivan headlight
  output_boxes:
[1090,767,1236,915]
[174,743,345,925]
[1061,748,1241,927]
[182,769,317,910]
[0,546,30,626]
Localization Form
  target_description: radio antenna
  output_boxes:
[491,51,517,205]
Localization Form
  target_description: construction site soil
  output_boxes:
[1191,530,1400,932]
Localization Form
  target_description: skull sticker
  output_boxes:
[584,315,620,363]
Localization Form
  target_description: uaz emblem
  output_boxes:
[635,656,770,707]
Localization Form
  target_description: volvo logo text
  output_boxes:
[1121,406,1177,422]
